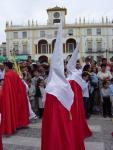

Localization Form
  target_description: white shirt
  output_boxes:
[82,80,89,98]
[97,71,112,80]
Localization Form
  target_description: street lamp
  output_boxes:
[106,49,108,60]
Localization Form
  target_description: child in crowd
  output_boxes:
[101,80,112,118]
[82,72,90,119]
[27,80,36,112]
[36,79,45,118]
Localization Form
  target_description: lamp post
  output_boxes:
[106,49,108,60]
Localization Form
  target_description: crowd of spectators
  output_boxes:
[1,55,113,119]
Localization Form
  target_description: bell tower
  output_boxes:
[47,6,67,25]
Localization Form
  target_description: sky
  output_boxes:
[0,0,113,43]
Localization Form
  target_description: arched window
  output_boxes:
[66,38,76,53]
[38,40,48,54]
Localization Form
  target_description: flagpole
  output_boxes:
[79,28,83,65]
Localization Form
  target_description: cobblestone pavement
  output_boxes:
[2,115,113,150]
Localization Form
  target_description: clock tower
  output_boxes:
[47,6,67,25]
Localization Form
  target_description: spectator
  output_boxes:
[90,66,99,114]
[109,78,113,116]
[27,80,36,112]
[110,65,113,78]
[97,64,112,82]
[101,80,112,118]
[98,58,111,71]
[82,72,90,119]
[36,79,45,118]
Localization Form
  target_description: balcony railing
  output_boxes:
[85,49,112,54]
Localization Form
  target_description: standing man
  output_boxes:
[1,62,29,136]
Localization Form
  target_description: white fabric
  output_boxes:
[67,69,85,90]
[45,22,74,111]
[67,39,80,74]
[28,99,36,119]
[66,40,85,90]
[22,80,36,119]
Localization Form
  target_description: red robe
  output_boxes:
[1,69,29,136]
[69,80,92,141]
[41,81,92,150]
[0,89,3,150]
[41,94,77,150]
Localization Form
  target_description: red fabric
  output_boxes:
[0,88,3,150]
[69,80,92,140]
[41,94,78,150]
[1,70,29,136]
[111,132,113,137]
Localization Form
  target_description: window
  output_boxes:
[97,28,101,35]
[87,41,92,51]
[68,43,74,53]
[41,44,48,53]
[14,45,19,54]
[14,45,18,51]
[3,49,6,56]
[54,31,57,37]
[87,29,92,36]
[53,19,60,24]
[40,31,45,38]
[22,32,27,39]
[23,44,27,54]
[97,42,102,51]
[13,32,18,39]
[68,29,73,36]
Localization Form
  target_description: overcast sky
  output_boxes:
[0,0,113,43]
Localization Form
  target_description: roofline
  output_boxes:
[47,7,67,15]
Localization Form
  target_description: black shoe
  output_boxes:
[108,115,112,118]
[103,115,107,118]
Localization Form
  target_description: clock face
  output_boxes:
[54,12,60,18]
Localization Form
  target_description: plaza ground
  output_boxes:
[3,115,113,150]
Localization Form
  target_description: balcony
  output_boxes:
[85,49,106,54]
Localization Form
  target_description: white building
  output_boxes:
[0,42,6,56]
[5,6,113,62]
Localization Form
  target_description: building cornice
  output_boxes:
[5,23,113,32]
[47,6,67,15]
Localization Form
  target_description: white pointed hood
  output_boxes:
[45,22,74,111]
[67,39,85,90]
[67,39,80,74]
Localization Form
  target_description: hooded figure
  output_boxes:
[67,40,92,150]
[1,61,29,136]
[41,22,79,150]
[0,108,3,150]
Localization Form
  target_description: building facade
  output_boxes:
[5,6,113,61]
[0,42,6,56]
